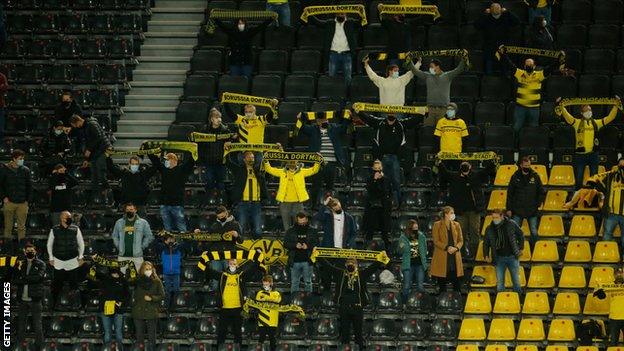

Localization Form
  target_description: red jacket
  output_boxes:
[0,73,7,107]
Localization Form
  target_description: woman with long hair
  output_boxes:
[430,206,464,292]
[132,261,164,351]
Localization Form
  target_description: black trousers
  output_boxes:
[610,319,624,345]
[217,308,243,346]
[309,162,338,208]
[363,206,392,247]
[134,318,157,351]
[17,300,44,348]
[339,305,364,347]
[51,266,83,308]
[437,275,462,292]
[258,326,277,350]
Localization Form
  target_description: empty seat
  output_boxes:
[486,346,509,351]
[430,318,457,340]
[584,49,616,74]
[457,346,479,351]
[522,292,550,315]
[545,347,569,351]
[593,0,624,23]
[471,265,497,288]
[480,76,512,102]
[176,101,209,125]
[284,75,316,101]
[264,27,296,49]
[450,75,480,101]
[553,292,581,315]
[516,319,545,341]
[542,190,568,211]
[564,241,592,262]
[458,318,486,341]
[258,50,288,74]
[291,49,322,74]
[350,75,379,102]
[494,164,518,186]
[537,215,565,238]
[488,318,515,341]
[579,74,611,97]
[515,346,539,351]
[558,265,586,288]
[589,266,614,288]
[530,165,549,185]
[531,240,559,262]
[184,75,217,102]
[556,24,588,48]
[548,165,575,186]
[544,75,578,101]
[547,319,575,341]
[464,291,492,314]
[251,74,283,98]
[487,190,507,211]
[527,265,555,288]
[588,24,620,49]
[493,292,521,314]
[191,49,222,74]
[427,25,459,49]
[562,0,592,23]
[317,75,347,101]
[569,215,597,237]
[593,241,620,263]
[475,102,507,126]
[218,75,249,96]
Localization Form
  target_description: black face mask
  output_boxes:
[321,122,329,129]
[387,115,396,121]
[521,167,530,174]
[218,217,227,223]
[336,16,346,23]
[525,66,534,73]
[126,212,135,219]
[346,265,355,272]
[25,252,35,259]
[334,209,342,215]
[65,218,72,226]
[460,164,471,173]
[63,101,71,107]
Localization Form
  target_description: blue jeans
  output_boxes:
[573,152,599,189]
[204,164,225,191]
[495,255,522,294]
[266,2,291,27]
[160,205,187,232]
[328,51,352,85]
[402,263,425,302]
[210,260,228,291]
[230,65,253,79]
[529,7,551,25]
[381,154,401,205]
[511,215,538,247]
[163,274,181,309]
[236,202,263,239]
[513,105,540,133]
[101,313,123,347]
[290,261,313,293]
[604,215,624,251]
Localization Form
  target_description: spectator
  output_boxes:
[309,13,358,84]
[0,71,8,139]
[297,110,351,209]
[49,164,79,226]
[506,157,546,247]
[430,206,464,293]
[284,212,317,293]
[264,158,321,231]
[319,256,386,349]
[42,121,72,175]
[54,91,83,127]
[148,152,195,232]
[364,58,414,107]
[70,115,112,193]
[556,96,620,189]
[380,13,412,67]
[434,102,469,153]
[525,15,555,50]
[112,203,154,272]
[438,160,495,259]
[199,108,233,192]
[0,149,32,246]
[363,160,393,249]
[255,275,282,351]
[94,265,128,350]
[398,219,428,301]
[214,18,273,78]
[474,2,520,74]
[526,0,553,25]
[224,102,278,145]
[106,155,157,209]
[483,209,524,294]
[203,206,243,291]
[407,54,468,127]
[132,261,164,351]
[593,268,624,346]
[15,243,45,350]
[226,150,267,239]
[157,233,186,311]
[357,110,423,205]
[47,211,85,308]
[266,0,291,27]
[588,157,624,246]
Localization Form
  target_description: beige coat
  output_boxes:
[430,220,464,278]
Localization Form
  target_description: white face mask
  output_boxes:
[582,111,593,119]
[130,164,140,173]
[446,109,456,119]
[391,71,399,78]
[144,270,153,277]
[238,24,245,31]
[263,285,271,291]
[492,13,501,19]
[164,160,172,168]
[245,112,255,119]
[448,213,456,221]
[429,67,436,74]
[492,218,502,225]
[229,265,237,272]
[542,20,547,27]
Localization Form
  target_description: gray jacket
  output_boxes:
[408,59,467,106]
[112,216,154,257]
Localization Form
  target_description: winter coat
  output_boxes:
[506,168,546,217]
[430,220,464,278]
[107,158,157,206]
[439,162,495,214]
[283,224,318,265]
[227,153,268,204]
[199,123,233,166]
[13,258,46,302]
[398,232,428,271]
[207,215,243,252]
[264,162,320,202]
[474,11,520,50]
[158,241,187,275]
[483,217,525,261]
[320,259,383,307]
[299,122,349,166]
[54,100,82,126]
[132,276,164,320]
[316,207,357,248]
[83,117,111,159]
[148,153,195,206]
[0,163,32,203]
[49,172,79,212]
[214,19,272,65]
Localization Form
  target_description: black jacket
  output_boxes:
[309,17,358,56]
[283,224,318,265]
[506,169,546,217]
[54,101,82,127]
[107,157,157,206]
[227,153,268,204]
[439,162,495,214]
[13,258,46,302]
[51,225,81,261]
[483,217,524,261]
[320,259,383,307]
[83,117,112,159]
[525,25,555,50]
[49,172,79,212]
[0,163,32,203]
[148,153,195,206]
[199,123,234,166]
[215,19,272,65]
[365,173,392,209]
[43,130,71,158]
[207,215,243,252]
[95,270,129,312]
[474,11,520,50]
[357,112,422,159]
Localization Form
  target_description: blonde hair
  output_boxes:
[440,206,454,218]
[139,261,161,282]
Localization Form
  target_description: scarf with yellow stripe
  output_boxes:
[352,102,428,115]
[300,4,368,25]
[141,141,199,161]
[242,299,306,318]
[496,45,566,70]
[205,9,278,34]
[197,250,266,272]
[378,4,441,20]
[294,110,351,131]
[221,92,279,118]
[310,248,390,264]
[157,230,235,242]
[105,148,161,158]
[189,132,238,143]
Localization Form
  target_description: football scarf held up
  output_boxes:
[197,249,266,271]
[263,151,325,164]
[105,148,161,157]
[496,45,566,70]
[294,110,351,130]
[189,132,238,143]
[205,9,278,34]
[141,141,199,161]
[352,102,428,115]
[300,4,368,25]
[555,97,623,116]
[157,230,234,242]
[222,143,282,162]
[242,299,306,318]
[310,247,390,265]
[377,4,441,20]
[88,255,138,282]
[221,92,279,118]
[436,151,501,168]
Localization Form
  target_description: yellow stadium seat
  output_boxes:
[547,318,576,341]
[516,319,545,341]
[545,347,569,351]
[548,165,575,186]
[488,190,507,211]
[583,165,606,185]
[488,318,516,341]
[504,266,527,288]
[493,292,521,314]
[481,215,492,236]
[531,240,560,262]
[589,266,615,288]
[471,265,497,288]
[558,265,587,289]
[553,292,581,315]
[519,241,531,262]
[483,216,530,237]
[458,318,487,341]
[542,190,568,211]
[486,346,509,351]
[593,241,620,263]
[569,215,597,237]
[607,347,624,351]
[464,291,492,314]
[576,347,599,351]
[530,164,548,185]
[537,215,565,237]
[494,164,518,186]
[527,265,555,288]
[522,291,550,314]
[583,292,610,315]
[515,346,539,351]
[456,345,480,351]
[475,241,491,263]
[564,240,592,263]
[600,218,622,238]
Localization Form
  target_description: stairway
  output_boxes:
[115,0,204,154]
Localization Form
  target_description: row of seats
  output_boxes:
[4,0,149,10]
[459,317,577,341]
[488,190,569,212]
[493,164,615,187]
[477,239,621,263]
[6,88,120,110]
[465,291,609,315]
[1,37,136,59]
[5,13,144,34]
[479,214,618,238]
[459,347,614,351]
[2,63,128,84]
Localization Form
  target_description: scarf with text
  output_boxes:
[295,110,351,130]
[496,45,566,70]
[205,9,278,34]
[87,255,137,282]
[263,151,324,164]
[436,151,500,168]
[157,230,234,242]
[555,97,623,115]
[141,141,199,161]
[242,299,306,318]
[300,5,368,25]
[105,148,161,158]
[189,132,238,143]
[378,4,441,20]
[222,143,282,162]
[221,92,279,118]
[310,247,390,264]
[197,249,266,271]
[403,49,470,67]
[352,102,427,115]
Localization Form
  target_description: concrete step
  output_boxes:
[136,56,191,70]
[117,120,172,133]
[151,8,204,21]
[156,0,207,8]
[123,106,177,113]
[140,44,195,57]
[122,110,176,122]
[144,33,198,46]
[148,20,202,32]
[132,71,188,82]
[130,81,184,95]
[125,94,180,107]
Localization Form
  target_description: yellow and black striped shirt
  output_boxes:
[255,290,282,327]
[242,167,261,202]
[235,115,270,144]
[514,68,545,108]
[589,169,624,216]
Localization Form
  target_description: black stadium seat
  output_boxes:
[176,101,209,126]
[218,75,250,96]
[317,75,348,101]
[251,74,283,98]
[291,49,322,74]
[544,75,577,101]
[589,24,621,49]
[191,49,223,74]
[579,74,611,97]
[259,49,289,75]
[593,0,624,23]
[427,25,459,49]
[350,75,379,102]
[480,76,512,102]
[264,27,296,50]
[429,318,457,340]
[400,318,429,340]
[474,102,507,126]
[556,24,588,49]
[184,75,217,103]
[451,75,480,102]
[284,75,316,102]
[561,0,592,24]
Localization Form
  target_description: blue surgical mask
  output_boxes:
[164,160,171,168]
[16,159,24,167]
[446,110,456,118]
[54,129,63,136]
[130,164,139,173]
[391,71,399,78]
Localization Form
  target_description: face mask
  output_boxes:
[429,68,436,74]
[263,285,271,291]
[460,164,470,173]
[16,159,24,167]
[130,164,140,173]
[448,214,456,221]
[229,266,237,272]
[391,71,399,78]
[334,209,342,215]
[387,115,396,121]
[582,111,592,119]
[54,129,63,136]
[25,252,35,259]
[521,167,530,174]
[245,112,254,119]
[346,264,355,272]
[126,211,135,219]
[63,101,71,107]
[321,122,329,129]
[446,110,456,119]
[542,20,547,27]
[218,217,227,223]
[619,164,624,170]
[144,270,152,277]
[492,219,502,225]
[167,242,175,247]
[65,218,72,226]
[297,222,308,227]
[238,24,245,31]
[492,13,501,19]
[373,169,382,174]
[525,66,534,73]
[336,16,345,23]
[111,273,120,279]
[164,160,171,168]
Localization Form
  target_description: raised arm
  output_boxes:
[406,60,428,80]
[248,19,273,37]
[598,104,620,127]
[356,111,381,128]
[445,57,467,80]
[147,154,164,172]
[557,103,577,125]
[106,156,125,178]
[263,160,282,177]
[402,113,425,129]
[301,162,321,178]
[365,62,384,87]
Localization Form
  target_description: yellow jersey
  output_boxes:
[589,169,624,216]
[235,115,270,144]
[242,167,261,202]
[434,117,468,153]
[222,273,242,309]
[255,290,282,327]
[514,68,545,108]
[560,105,617,154]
